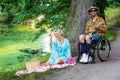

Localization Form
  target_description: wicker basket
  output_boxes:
[25,60,40,70]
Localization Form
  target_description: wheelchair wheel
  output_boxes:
[97,37,111,61]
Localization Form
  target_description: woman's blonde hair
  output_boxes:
[54,29,63,34]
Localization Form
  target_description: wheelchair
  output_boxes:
[77,36,111,63]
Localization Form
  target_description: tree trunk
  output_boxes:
[65,0,95,56]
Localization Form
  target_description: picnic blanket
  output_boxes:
[16,57,76,76]
[16,63,76,76]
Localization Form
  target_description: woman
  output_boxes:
[45,29,71,66]
[79,6,107,63]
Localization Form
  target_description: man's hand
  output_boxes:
[88,28,96,33]
[94,22,103,31]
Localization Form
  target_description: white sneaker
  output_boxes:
[88,56,92,62]
[79,53,85,62]
[79,53,88,63]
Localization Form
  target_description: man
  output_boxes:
[79,6,107,63]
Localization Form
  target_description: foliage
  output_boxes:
[32,27,46,42]
[0,0,70,30]
[105,30,117,41]
[107,0,120,7]
[0,0,21,21]
[93,0,120,20]
[94,0,108,19]
[11,0,41,24]
[105,6,120,25]
[34,0,70,29]
[0,13,8,21]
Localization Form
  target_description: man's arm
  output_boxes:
[94,18,107,33]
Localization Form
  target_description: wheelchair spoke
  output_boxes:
[97,37,111,61]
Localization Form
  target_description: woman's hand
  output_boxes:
[44,62,52,66]
[49,34,52,39]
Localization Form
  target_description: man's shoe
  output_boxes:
[79,53,88,63]
[88,56,92,62]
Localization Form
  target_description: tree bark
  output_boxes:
[65,0,95,56]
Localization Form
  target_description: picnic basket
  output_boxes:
[25,60,40,70]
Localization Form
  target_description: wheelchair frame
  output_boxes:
[77,36,111,62]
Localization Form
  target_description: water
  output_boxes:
[41,33,55,53]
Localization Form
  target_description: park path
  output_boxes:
[38,24,120,80]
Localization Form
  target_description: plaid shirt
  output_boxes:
[85,16,107,37]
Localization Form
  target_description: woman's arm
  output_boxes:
[49,34,52,48]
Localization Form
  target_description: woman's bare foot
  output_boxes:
[44,62,52,66]
[58,59,64,64]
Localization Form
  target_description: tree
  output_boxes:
[65,0,95,56]
[94,0,108,20]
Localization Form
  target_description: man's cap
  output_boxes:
[88,6,99,13]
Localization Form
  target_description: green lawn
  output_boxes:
[0,24,49,72]
[105,6,120,25]
[105,29,117,41]
[0,24,52,80]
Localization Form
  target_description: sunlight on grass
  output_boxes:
[0,43,29,57]
[0,40,46,72]
[105,7,120,25]
[0,24,45,72]
[0,40,43,71]
[105,30,117,41]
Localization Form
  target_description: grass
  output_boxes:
[104,6,119,41]
[0,24,52,80]
[0,24,46,72]
[0,28,116,80]
[0,13,8,21]
[0,54,52,80]
[105,6,120,25]
[105,29,117,41]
